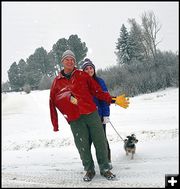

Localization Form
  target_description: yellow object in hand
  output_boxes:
[112,94,129,109]
[70,96,78,105]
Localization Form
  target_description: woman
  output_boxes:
[81,58,112,168]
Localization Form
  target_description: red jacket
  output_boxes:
[49,68,112,131]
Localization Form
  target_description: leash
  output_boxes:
[109,121,124,142]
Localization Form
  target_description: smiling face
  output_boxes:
[62,57,75,73]
[83,65,95,77]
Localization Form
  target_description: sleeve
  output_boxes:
[98,78,108,92]
[49,79,59,131]
[86,74,112,104]
[98,78,110,116]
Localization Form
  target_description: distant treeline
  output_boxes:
[97,50,179,97]
[2,34,88,93]
[2,11,179,96]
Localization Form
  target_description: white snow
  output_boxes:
[2,87,179,187]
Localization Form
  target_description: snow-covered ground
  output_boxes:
[2,88,179,188]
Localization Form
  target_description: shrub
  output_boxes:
[23,84,31,94]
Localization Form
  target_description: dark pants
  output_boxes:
[102,123,111,162]
[89,121,111,162]
[70,111,110,173]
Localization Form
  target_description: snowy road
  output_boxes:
[2,139,178,188]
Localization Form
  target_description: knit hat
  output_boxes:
[81,58,95,70]
[61,50,76,63]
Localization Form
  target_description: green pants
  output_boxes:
[70,111,110,172]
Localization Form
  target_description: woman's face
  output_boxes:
[84,66,95,77]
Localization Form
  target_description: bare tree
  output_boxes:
[141,11,162,60]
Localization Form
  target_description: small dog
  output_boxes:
[124,134,138,159]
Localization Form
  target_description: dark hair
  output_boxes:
[92,72,100,84]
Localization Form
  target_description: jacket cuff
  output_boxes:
[111,96,116,103]
[53,126,59,132]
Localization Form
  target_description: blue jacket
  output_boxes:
[94,77,110,117]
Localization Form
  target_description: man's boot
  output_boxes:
[100,170,116,180]
[83,170,96,182]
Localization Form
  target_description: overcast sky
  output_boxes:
[2,1,179,82]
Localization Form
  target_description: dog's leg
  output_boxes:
[131,150,135,159]
[126,150,128,156]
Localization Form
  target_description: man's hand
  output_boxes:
[112,94,129,109]
[103,116,110,124]
[70,96,78,105]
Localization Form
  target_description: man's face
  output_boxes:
[62,57,75,70]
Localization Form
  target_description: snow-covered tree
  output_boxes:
[8,62,21,91]
[2,81,11,92]
[18,59,27,88]
[128,19,146,61]
[115,24,130,65]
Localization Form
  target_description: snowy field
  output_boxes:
[2,87,179,188]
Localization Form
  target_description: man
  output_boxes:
[49,50,129,181]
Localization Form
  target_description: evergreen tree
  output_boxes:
[52,34,88,69]
[128,19,146,62]
[18,59,27,88]
[33,47,51,76]
[6,34,88,90]
[26,54,42,88]
[52,38,69,70]
[116,24,130,65]
[8,62,21,91]
[68,34,88,67]
[47,51,59,77]
[25,47,55,88]
[2,81,11,92]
